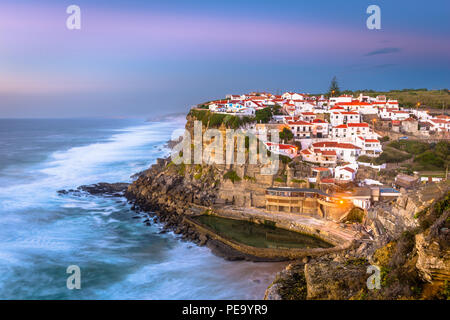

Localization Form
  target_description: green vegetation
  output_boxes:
[255,105,282,123]
[343,207,365,223]
[188,109,254,129]
[368,140,449,171]
[275,271,307,300]
[328,76,340,96]
[194,172,202,180]
[436,281,450,300]
[177,163,186,176]
[223,170,241,183]
[380,136,390,142]
[357,155,373,163]
[372,147,412,164]
[279,155,293,164]
[291,178,306,184]
[339,88,450,109]
[344,258,369,266]
[388,140,429,155]
[244,175,256,182]
[279,128,294,142]
[274,175,287,183]
[386,140,450,171]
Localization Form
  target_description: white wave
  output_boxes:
[0,120,184,211]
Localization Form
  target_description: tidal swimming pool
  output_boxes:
[193,215,333,249]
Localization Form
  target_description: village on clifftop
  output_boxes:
[192,90,449,215]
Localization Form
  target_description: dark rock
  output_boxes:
[78,182,129,196]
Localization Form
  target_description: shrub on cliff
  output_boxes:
[274,271,307,300]
[279,128,294,142]
[223,170,241,183]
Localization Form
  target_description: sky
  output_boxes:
[0,0,449,118]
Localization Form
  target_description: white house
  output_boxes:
[429,118,450,132]
[282,92,306,100]
[300,148,337,165]
[332,123,371,139]
[288,120,313,138]
[379,108,410,121]
[209,103,226,112]
[329,95,353,106]
[335,101,378,115]
[334,165,357,181]
[300,112,317,122]
[330,111,361,126]
[265,142,298,158]
[311,119,329,138]
[310,141,362,163]
[355,136,382,157]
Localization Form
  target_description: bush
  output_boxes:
[275,271,307,300]
[194,172,202,180]
[279,128,294,142]
[413,151,444,169]
[244,175,256,182]
[388,140,430,155]
[255,108,272,123]
[188,109,255,129]
[223,170,241,183]
[373,148,412,164]
[344,207,365,223]
[279,155,293,164]
[357,155,373,163]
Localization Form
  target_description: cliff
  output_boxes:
[265,183,450,300]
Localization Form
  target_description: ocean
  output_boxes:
[0,118,285,299]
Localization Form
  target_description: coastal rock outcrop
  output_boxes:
[266,183,450,300]
[58,182,129,197]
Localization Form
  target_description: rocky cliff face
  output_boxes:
[366,182,449,240]
[266,183,450,300]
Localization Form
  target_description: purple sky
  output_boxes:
[0,0,449,118]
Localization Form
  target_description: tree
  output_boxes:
[279,128,294,142]
[329,76,340,97]
[255,108,272,123]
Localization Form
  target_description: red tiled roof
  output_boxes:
[312,141,338,148]
[347,123,369,128]
[288,121,312,125]
[337,143,361,150]
[335,123,368,128]
[335,101,372,106]
[320,178,335,184]
[322,150,337,156]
